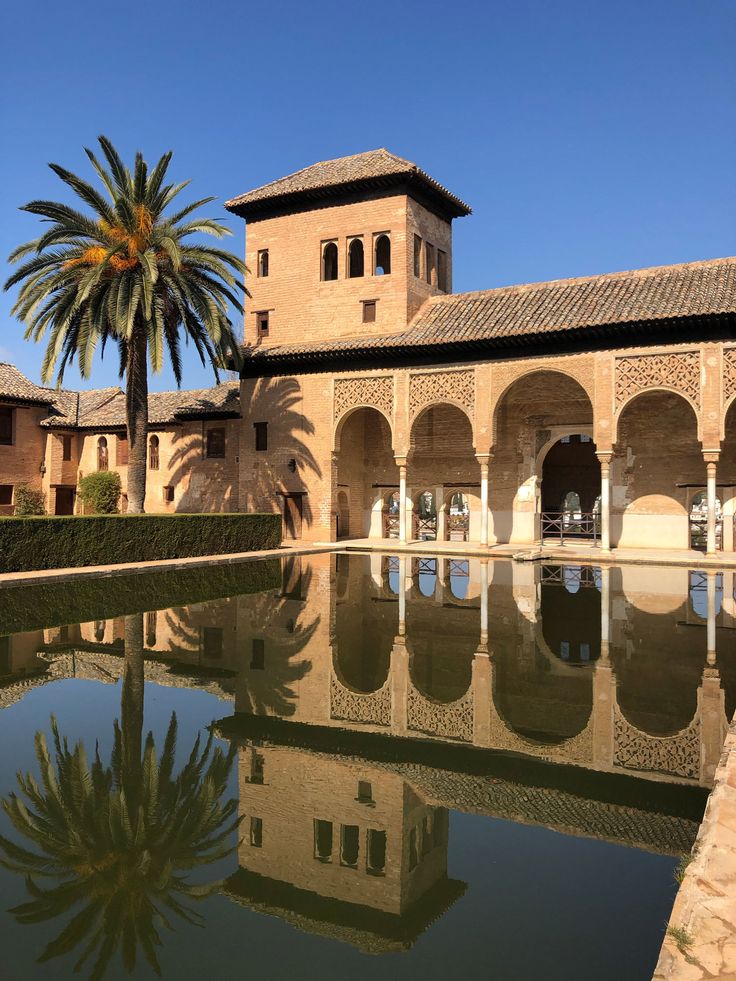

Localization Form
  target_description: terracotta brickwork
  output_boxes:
[0,403,49,512]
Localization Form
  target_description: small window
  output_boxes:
[437,250,447,291]
[314,820,333,861]
[116,434,128,465]
[149,434,159,470]
[413,234,422,278]
[94,620,105,643]
[366,829,387,875]
[254,421,268,452]
[348,238,364,278]
[257,249,269,277]
[341,825,359,867]
[257,311,269,336]
[206,428,226,458]
[0,485,13,506]
[202,626,223,659]
[0,406,13,446]
[61,435,73,461]
[322,241,338,281]
[97,436,108,471]
[250,816,263,848]
[251,638,265,670]
[362,300,376,324]
[425,243,435,285]
[357,781,373,803]
[163,485,174,504]
[374,234,391,275]
[249,753,264,784]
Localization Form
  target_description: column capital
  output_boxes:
[595,451,613,466]
[703,450,721,465]
[475,452,493,466]
[394,455,408,468]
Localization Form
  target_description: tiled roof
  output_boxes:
[225,148,471,218]
[241,256,736,367]
[0,363,55,404]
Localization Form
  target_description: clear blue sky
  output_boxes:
[1,0,734,391]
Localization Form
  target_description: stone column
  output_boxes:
[472,649,491,747]
[600,566,610,654]
[704,452,720,556]
[706,571,717,665]
[398,555,407,635]
[476,453,491,546]
[596,451,612,553]
[480,559,489,647]
[436,485,446,542]
[396,455,408,543]
[390,635,409,733]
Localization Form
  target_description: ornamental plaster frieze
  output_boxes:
[614,350,701,410]
[332,374,394,423]
[724,347,736,406]
[408,368,475,420]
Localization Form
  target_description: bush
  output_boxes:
[77,471,122,514]
[13,484,46,516]
[0,513,282,574]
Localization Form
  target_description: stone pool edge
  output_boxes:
[653,710,736,980]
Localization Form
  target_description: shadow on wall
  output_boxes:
[242,378,323,532]
[166,426,238,513]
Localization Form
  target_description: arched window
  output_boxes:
[374,234,391,275]
[257,249,269,277]
[94,620,105,642]
[97,436,108,471]
[149,434,159,470]
[348,238,364,278]
[322,241,338,281]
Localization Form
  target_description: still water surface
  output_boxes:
[0,552,733,980]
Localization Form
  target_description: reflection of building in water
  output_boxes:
[224,745,464,952]
[232,553,734,790]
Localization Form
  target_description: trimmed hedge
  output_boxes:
[0,558,281,635]
[0,513,281,574]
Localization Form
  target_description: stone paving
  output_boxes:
[653,713,736,980]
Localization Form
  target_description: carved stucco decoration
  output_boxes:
[406,683,474,742]
[409,369,475,420]
[724,348,736,405]
[333,375,393,422]
[613,704,700,780]
[330,673,392,727]
[614,352,701,410]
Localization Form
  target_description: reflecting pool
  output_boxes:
[0,553,733,980]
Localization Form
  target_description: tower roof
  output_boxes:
[225,148,471,220]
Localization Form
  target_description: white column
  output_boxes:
[480,559,489,647]
[398,555,407,635]
[600,566,610,654]
[597,452,612,553]
[706,571,717,665]
[397,457,408,543]
[477,454,490,547]
[705,455,719,556]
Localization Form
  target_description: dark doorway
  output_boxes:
[542,436,600,513]
[55,486,75,515]
[283,494,303,540]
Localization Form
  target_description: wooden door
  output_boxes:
[55,486,75,515]
[283,494,303,540]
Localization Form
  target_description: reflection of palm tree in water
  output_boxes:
[0,613,241,980]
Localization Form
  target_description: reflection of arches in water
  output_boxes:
[540,571,601,665]
[447,559,469,600]
[689,571,723,618]
[408,634,475,704]
[412,557,437,597]
[334,601,393,694]
[382,555,400,595]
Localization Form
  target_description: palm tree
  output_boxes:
[0,613,242,980]
[3,136,245,512]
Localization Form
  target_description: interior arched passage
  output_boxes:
[490,371,594,545]
[720,399,736,553]
[334,554,394,693]
[613,391,702,549]
[335,407,396,540]
[540,572,601,665]
[407,603,476,703]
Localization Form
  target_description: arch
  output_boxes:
[407,635,474,704]
[333,403,393,452]
[322,241,338,281]
[445,489,470,542]
[613,386,700,443]
[334,407,397,540]
[409,397,475,436]
[148,434,160,470]
[97,436,108,471]
[490,367,595,448]
[348,238,364,278]
[374,234,391,275]
[412,490,438,542]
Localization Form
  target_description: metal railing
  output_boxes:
[414,516,437,541]
[541,511,600,544]
[383,513,400,538]
[689,517,723,552]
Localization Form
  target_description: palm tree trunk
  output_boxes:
[126,322,148,513]
[122,613,145,806]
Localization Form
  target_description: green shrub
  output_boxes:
[13,484,46,516]
[0,513,282,573]
[77,471,122,514]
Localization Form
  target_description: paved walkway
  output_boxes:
[654,713,736,980]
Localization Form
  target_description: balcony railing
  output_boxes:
[541,511,600,544]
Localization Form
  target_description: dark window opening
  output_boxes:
[149,434,159,470]
[348,238,364,278]
[0,406,13,446]
[145,610,157,647]
[367,829,387,875]
[314,820,333,861]
[163,485,174,504]
[374,234,391,275]
[357,780,373,803]
[0,485,13,506]
[0,636,11,674]
[117,434,128,466]
[322,241,338,281]
[94,620,105,642]
[257,249,269,277]
[341,825,359,867]
[250,753,264,784]
[97,437,108,471]
[413,234,422,278]
[250,816,263,847]
[251,638,265,670]
[437,249,447,291]
[254,421,268,452]
[206,428,226,459]
[201,626,223,659]
[362,300,376,323]
[257,311,269,336]
[408,827,418,870]
[425,243,435,285]
[62,435,72,461]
